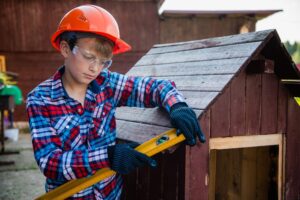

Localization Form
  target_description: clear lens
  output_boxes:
[73,45,112,69]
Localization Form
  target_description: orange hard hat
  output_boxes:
[51,5,131,55]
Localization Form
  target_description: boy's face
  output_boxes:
[60,37,112,86]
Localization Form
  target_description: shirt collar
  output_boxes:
[50,66,110,100]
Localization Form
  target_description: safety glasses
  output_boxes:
[72,45,112,69]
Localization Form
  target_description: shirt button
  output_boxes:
[78,108,82,113]
[66,125,70,129]
[102,112,106,116]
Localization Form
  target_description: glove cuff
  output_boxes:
[170,102,189,113]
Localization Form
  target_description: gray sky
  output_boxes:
[160,0,300,42]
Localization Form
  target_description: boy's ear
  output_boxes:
[60,41,71,58]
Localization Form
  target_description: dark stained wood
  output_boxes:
[121,169,138,200]
[210,87,231,138]
[157,75,234,91]
[162,146,185,200]
[136,166,151,200]
[127,58,247,77]
[150,29,273,54]
[116,107,203,128]
[245,73,262,135]
[135,42,262,66]
[277,82,288,133]
[246,60,267,74]
[187,110,210,200]
[261,74,278,134]
[148,153,164,200]
[230,72,246,136]
[285,96,300,200]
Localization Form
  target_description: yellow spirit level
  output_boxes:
[36,129,185,200]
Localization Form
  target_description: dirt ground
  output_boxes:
[0,133,45,200]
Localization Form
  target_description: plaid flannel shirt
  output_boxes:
[26,66,185,199]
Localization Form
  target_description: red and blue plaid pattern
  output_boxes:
[26,66,185,199]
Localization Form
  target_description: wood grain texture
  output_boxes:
[187,110,210,200]
[127,57,247,77]
[151,29,273,54]
[116,107,203,128]
[261,74,278,134]
[285,96,300,200]
[230,72,246,136]
[116,119,170,143]
[135,42,262,66]
[245,74,262,135]
[157,75,234,91]
[210,87,231,138]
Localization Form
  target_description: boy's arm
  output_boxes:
[26,94,110,181]
[109,72,206,145]
[110,72,185,112]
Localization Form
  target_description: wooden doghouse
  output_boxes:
[116,29,300,200]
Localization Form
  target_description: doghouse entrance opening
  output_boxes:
[209,134,283,200]
[210,146,278,200]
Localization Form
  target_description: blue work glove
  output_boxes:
[107,142,157,174]
[170,103,206,146]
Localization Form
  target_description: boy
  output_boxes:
[26,5,205,199]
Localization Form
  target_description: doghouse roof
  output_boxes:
[116,29,300,143]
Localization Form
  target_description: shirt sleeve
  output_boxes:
[109,72,186,112]
[26,93,110,181]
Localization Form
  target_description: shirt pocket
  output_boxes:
[90,100,114,137]
[92,100,113,119]
[51,115,80,149]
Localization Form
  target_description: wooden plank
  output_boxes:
[148,154,164,200]
[180,91,219,110]
[261,74,278,134]
[210,86,231,137]
[116,120,170,143]
[241,148,257,200]
[121,169,138,199]
[245,73,262,135]
[209,134,282,150]
[188,110,210,200]
[136,166,151,200]
[256,147,271,200]
[230,72,246,136]
[150,29,273,54]
[215,149,242,200]
[127,57,247,77]
[277,81,288,133]
[157,74,234,91]
[135,42,261,66]
[116,107,203,128]
[162,146,183,200]
[208,150,217,200]
[285,96,300,200]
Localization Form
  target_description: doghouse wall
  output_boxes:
[186,65,300,199]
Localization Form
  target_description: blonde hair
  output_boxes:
[59,31,114,59]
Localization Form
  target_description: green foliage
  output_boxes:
[284,41,300,64]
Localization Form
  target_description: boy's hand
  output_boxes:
[107,143,157,174]
[170,103,206,146]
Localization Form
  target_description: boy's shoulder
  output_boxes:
[27,76,55,99]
